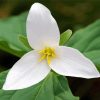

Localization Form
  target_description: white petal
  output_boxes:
[26,3,60,50]
[3,51,51,90]
[50,46,100,78]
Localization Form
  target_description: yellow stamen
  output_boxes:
[39,47,56,65]
[47,55,51,65]
[39,55,46,62]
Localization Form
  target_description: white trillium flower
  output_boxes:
[3,3,100,90]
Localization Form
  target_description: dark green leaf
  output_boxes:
[0,12,30,57]
[0,71,8,89]
[19,35,32,50]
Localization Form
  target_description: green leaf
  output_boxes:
[0,12,30,57]
[0,70,9,89]
[67,19,100,71]
[0,71,79,100]
[60,29,72,45]
[19,35,32,50]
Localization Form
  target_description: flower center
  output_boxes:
[39,47,56,65]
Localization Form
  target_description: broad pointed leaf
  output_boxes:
[0,12,30,57]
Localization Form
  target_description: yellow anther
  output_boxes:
[39,47,56,65]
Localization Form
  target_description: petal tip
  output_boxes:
[2,83,12,90]
[31,2,50,12]
[33,2,43,6]
[32,2,42,7]
[2,84,8,90]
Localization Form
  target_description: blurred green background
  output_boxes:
[0,0,100,100]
